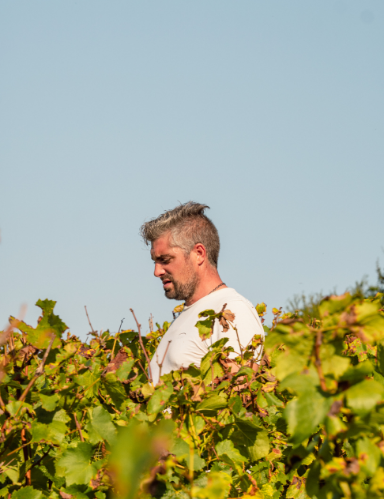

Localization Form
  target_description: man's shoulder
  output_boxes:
[209,288,263,335]
[207,288,255,311]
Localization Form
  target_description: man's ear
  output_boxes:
[193,243,206,266]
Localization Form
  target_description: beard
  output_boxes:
[162,271,199,302]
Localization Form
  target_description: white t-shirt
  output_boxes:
[150,287,264,385]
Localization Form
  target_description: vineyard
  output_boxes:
[1,290,384,499]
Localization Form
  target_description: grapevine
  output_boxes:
[1,292,384,499]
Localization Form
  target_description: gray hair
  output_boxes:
[140,202,220,268]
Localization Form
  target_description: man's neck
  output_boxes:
[185,271,226,307]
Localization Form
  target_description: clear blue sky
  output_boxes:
[1,1,383,338]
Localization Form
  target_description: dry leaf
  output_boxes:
[222,310,235,322]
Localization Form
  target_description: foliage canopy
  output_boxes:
[1,291,384,499]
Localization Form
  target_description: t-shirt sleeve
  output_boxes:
[207,300,264,360]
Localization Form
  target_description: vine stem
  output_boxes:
[137,359,151,383]
[314,330,327,392]
[210,356,214,389]
[29,448,50,471]
[84,305,96,333]
[0,393,6,412]
[233,325,244,362]
[246,472,259,492]
[2,440,32,459]
[73,413,84,442]
[17,334,56,412]
[21,428,31,485]
[157,340,172,381]
[130,309,153,384]
[111,318,124,361]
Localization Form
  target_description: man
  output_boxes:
[140,202,264,385]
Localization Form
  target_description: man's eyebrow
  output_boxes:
[151,253,173,261]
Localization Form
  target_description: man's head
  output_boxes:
[140,202,220,302]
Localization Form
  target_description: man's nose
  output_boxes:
[154,263,165,278]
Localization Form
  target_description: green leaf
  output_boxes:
[286,474,308,499]
[346,379,384,417]
[109,421,173,499]
[284,390,330,447]
[147,381,173,414]
[340,360,374,383]
[85,405,117,445]
[321,354,350,378]
[31,409,69,444]
[247,430,270,462]
[216,439,246,472]
[198,309,216,318]
[171,438,190,460]
[31,422,47,443]
[209,337,230,352]
[13,299,68,349]
[195,319,213,341]
[53,408,71,423]
[200,351,221,377]
[141,382,155,398]
[36,299,57,316]
[267,327,315,381]
[256,303,267,316]
[20,318,61,349]
[36,300,68,338]
[39,393,60,411]
[4,465,19,485]
[318,293,353,318]
[192,415,205,435]
[306,460,321,497]
[279,372,318,395]
[373,370,384,388]
[203,361,224,386]
[193,471,232,499]
[74,370,100,390]
[325,415,347,437]
[193,453,206,472]
[170,438,205,471]
[102,374,126,409]
[31,419,68,445]
[60,487,89,499]
[196,394,228,412]
[264,392,284,407]
[0,487,10,498]
[357,437,381,476]
[5,401,24,417]
[232,366,254,380]
[11,486,43,499]
[57,442,98,486]
[116,359,135,381]
[377,343,384,375]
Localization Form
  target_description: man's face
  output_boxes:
[151,233,198,302]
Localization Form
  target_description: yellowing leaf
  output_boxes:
[256,303,267,317]
[192,471,232,499]
[173,303,184,314]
